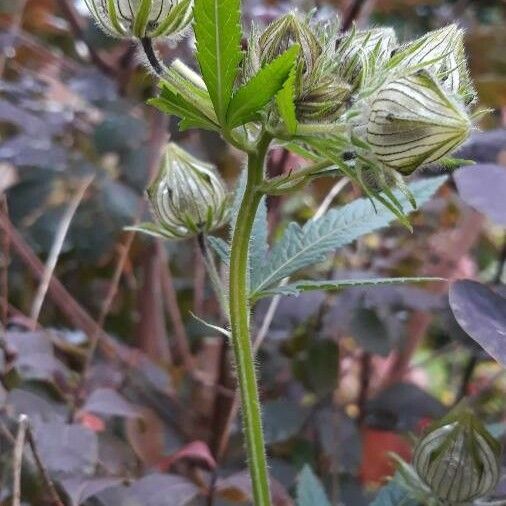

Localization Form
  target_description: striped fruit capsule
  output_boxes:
[367,71,471,175]
[391,24,476,106]
[146,143,229,239]
[84,0,193,39]
[413,415,501,504]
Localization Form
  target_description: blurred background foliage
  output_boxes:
[0,0,505,505]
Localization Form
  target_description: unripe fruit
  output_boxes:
[367,71,470,175]
[143,143,229,240]
[413,413,501,504]
[84,0,193,39]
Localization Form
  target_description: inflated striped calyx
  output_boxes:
[84,0,193,39]
[413,412,501,504]
[146,144,229,239]
[367,71,470,175]
[391,24,476,106]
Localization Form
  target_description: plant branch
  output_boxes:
[0,210,114,355]
[312,178,350,221]
[82,226,137,378]
[29,176,94,329]
[26,427,65,506]
[12,414,28,506]
[158,241,194,370]
[1,196,9,325]
[228,133,272,506]
[10,415,65,506]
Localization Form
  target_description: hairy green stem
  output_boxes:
[229,133,272,506]
[260,159,334,194]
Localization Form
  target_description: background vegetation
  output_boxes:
[0,0,505,504]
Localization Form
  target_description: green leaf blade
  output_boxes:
[207,236,230,265]
[370,475,420,506]
[193,0,243,124]
[255,277,445,299]
[150,69,220,131]
[276,62,298,134]
[226,45,300,128]
[296,466,331,506]
[251,176,447,297]
[148,95,218,132]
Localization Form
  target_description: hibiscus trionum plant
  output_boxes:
[86,0,486,503]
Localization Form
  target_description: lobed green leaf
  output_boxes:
[193,0,243,124]
[296,466,331,506]
[253,277,445,300]
[226,45,300,128]
[148,92,218,132]
[275,61,298,134]
[250,176,447,297]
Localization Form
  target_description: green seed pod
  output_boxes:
[336,27,397,88]
[391,24,476,105]
[146,143,229,239]
[413,413,501,504]
[367,71,471,175]
[84,0,193,39]
[258,13,322,74]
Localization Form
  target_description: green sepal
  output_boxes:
[106,0,125,35]
[133,0,153,37]
[125,223,181,240]
[152,0,193,37]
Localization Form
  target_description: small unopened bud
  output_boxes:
[336,27,397,88]
[296,76,351,122]
[367,71,470,175]
[146,144,229,239]
[259,13,322,74]
[84,0,193,39]
[413,412,501,504]
[392,24,476,105]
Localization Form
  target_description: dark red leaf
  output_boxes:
[157,440,216,472]
[449,280,506,365]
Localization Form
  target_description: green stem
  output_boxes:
[260,159,334,194]
[229,133,272,506]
